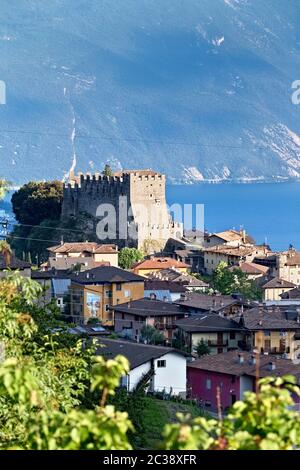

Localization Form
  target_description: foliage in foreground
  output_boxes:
[0,273,132,449]
[1,273,300,450]
[163,376,300,450]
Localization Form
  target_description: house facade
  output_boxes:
[47,242,119,270]
[187,350,300,411]
[204,229,255,249]
[175,314,247,355]
[204,245,270,275]
[133,257,190,277]
[113,298,187,343]
[239,306,300,360]
[261,277,296,301]
[98,338,187,397]
[70,266,144,325]
[175,292,251,317]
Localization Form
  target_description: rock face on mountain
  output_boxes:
[1,0,300,184]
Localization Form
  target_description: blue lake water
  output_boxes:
[1,183,300,251]
[166,182,300,251]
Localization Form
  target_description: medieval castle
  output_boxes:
[62,170,183,253]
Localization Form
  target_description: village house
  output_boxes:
[133,257,190,277]
[31,268,73,309]
[254,248,300,286]
[229,261,269,282]
[281,287,300,300]
[69,266,144,325]
[203,244,270,275]
[144,280,186,302]
[175,292,253,317]
[183,229,206,247]
[238,306,300,360]
[275,249,300,285]
[147,268,209,291]
[46,242,119,270]
[113,297,187,344]
[175,314,247,355]
[261,277,296,301]
[204,229,255,248]
[0,254,31,279]
[162,237,204,272]
[97,338,188,397]
[187,350,300,411]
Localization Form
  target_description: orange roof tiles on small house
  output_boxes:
[133,257,190,276]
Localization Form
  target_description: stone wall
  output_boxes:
[62,171,183,252]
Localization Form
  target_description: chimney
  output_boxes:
[238,353,244,364]
[242,229,246,244]
[212,298,217,308]
[268,361,276,371]
[250,354,256,365]
[180,293,187,301]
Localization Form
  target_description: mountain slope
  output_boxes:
[1,0,300,184]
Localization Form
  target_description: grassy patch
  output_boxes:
[139,397,205,449]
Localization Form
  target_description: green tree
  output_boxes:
[0,272,132,450]
[196,339,210,357]
[212,261,261,300]
[212,261,235,295]
[163,376,300,450]
[119,247,144,269]
[11,181,63,225]
[140,325,164,345]
[102,164,113,177]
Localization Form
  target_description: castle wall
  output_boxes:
[62,171,183,253]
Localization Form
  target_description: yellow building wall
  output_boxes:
[71,281,144,325]
[254,330,295,358]
[263,287,292,301]
[93,252,118,267]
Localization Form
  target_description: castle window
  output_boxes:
[116,283,122,291]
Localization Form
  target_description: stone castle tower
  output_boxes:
[62,170,183,253]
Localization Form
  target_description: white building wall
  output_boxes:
[122,352,187,397]
[127,362,151,391]
[239,375,253,400]
[153,352,187,397]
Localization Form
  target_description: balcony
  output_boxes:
[207,340,229,347]
[260,346,290,355]
[155,323,175,330]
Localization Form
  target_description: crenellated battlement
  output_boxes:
[62,169,183,252]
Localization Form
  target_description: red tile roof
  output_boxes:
[47,242,117,254]
[133,257,190,271]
